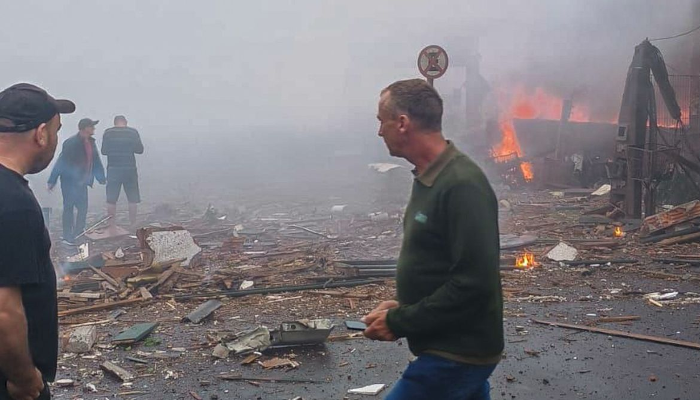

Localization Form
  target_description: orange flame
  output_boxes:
[516,253,536,269]
[492,85,595,182]
[613,226,624,238]
[63,275,71,282]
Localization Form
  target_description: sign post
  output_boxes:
[417,45,449,86]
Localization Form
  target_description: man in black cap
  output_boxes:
[48,118,105,244]
[102,115,143,229]
[0,83,75,400]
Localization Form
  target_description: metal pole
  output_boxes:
[428,78,434,87]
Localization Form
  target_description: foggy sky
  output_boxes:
[3,0,699,208]
[2,0,696,137]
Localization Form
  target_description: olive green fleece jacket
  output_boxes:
[385,142,504,362]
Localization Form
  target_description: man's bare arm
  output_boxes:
[0,287,42,385]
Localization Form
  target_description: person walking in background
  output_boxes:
[48,118,105,245]
[102,115,143,229]
[0,82,76,400]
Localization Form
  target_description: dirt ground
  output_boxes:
[48,185,700,400]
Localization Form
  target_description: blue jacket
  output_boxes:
[48,134,106,187]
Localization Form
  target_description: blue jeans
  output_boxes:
[385,354,497,400]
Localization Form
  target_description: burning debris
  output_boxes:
[515,253,536,269]
[613,226,625,238]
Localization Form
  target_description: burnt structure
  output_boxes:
[610,40,682,218]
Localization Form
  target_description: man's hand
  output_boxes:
[6,367,43,400]
[46,183,54,192]
[367,300,399,316]
[362,309,397,341]
[362,300,399,326]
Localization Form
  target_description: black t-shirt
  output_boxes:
[101,127,143,169]
[0,164,58,382]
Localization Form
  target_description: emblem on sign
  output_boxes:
[417,45,449,81]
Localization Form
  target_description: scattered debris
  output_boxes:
[218,374,323,384]
[532,319,700,350]
[54,379,75,387]
[212,344,230,359]
[182,300,223,324]
[138,227,202,267]
[259,357,300,369]
[546,242,579,262]
[65,325,97,353]
[348,384,387,395]
[226,327,272,355]
[112,322,159,345]
[271,319,334,346]
[239,280,254,290]
[100,361,135,382]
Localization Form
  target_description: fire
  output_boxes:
[516,253,536,269]
[613,226,625,238]
[492,85,594,182]
[63,275,71,282]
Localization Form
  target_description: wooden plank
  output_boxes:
[147,267,178,292]
[58,298,146,317]
[658,231,700,246]
[139,287,154,300]
[218,374,323,384]
[532,319,700,350]
[100,361,135,382]
[57,292,102,300]
[307,291,371,300]
[597,316,641,323]
[112,322,159,345]
[89,266,122,289]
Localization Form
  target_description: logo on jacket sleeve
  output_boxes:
[414,212,428,224]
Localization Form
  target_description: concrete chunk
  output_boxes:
[65,326,97,353]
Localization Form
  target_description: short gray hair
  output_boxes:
[381,79,443,131]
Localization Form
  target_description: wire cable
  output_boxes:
[650,23,700,41]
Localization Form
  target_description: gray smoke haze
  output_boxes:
[1,0,696,206]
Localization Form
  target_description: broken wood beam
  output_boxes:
[100,361,135,382]
[562,259,638,266]
[640,226,700,244]
[532,318,700,350]
[89,266,122,289]
[139,287,154,299]
[652,258,700,266]
[173,279,382,300]
[57,292,102,300]
[58,298,147,317]
[217,374,323,384]
[596,316,641,323]
[307,291,372,300]
[658,231,700,246]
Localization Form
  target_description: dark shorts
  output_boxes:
[106,168,140,204]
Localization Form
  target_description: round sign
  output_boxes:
[417,45,449,80]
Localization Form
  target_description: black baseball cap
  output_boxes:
[79,118,99,130]
[0,83,75,133]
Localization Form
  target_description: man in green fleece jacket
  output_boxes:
[362,79,503,400]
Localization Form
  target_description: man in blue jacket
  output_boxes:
[48,118,105,244]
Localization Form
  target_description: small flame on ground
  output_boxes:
[516,253,536,269]
[63,275,71,282]
[614,226,624,238]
